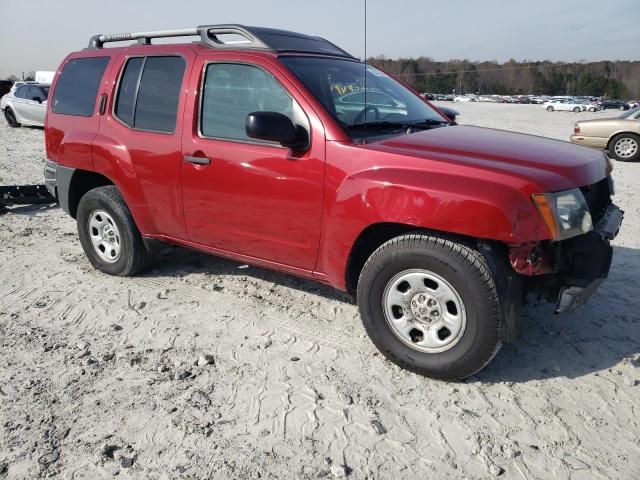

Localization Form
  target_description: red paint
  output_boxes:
[46,43,610,291]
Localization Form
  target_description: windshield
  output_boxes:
[619,106,639,119]
[279,56,449,142]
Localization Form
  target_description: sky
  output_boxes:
[0,0,639,78]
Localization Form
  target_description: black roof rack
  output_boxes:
[87,24,355,59]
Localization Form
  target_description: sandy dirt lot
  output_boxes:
[1,103,639,479]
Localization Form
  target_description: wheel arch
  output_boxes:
[606,131,640,151]
[344,222,485,296]
[63,168,114,219]
[4,105,20,123]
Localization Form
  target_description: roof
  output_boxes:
[87,24,355,59]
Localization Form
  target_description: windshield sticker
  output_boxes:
[366,66,389,77]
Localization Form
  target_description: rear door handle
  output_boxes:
[184,155,211,165]
[99,93,107,115]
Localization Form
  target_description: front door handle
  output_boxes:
[184,155,211,165]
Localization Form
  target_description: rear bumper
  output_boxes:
[570,135,608,150]
[43,160,75,215]
[554,203,623,314]
[44,159,57,198]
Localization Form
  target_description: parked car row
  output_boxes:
[543,98,601,112]
[426,92,638,111]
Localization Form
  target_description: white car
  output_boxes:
[577,101,602,112]
[543,99,584,112]
[1,83,49,127]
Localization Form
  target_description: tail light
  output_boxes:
[574,125,580,134]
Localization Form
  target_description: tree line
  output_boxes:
[368,57,640,99]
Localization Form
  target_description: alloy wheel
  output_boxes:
[614,137,638,159]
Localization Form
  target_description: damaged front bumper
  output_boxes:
[554,203,623,314]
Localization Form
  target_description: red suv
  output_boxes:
[44,25,623,379]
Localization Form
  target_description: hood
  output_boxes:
[367,125,608,191]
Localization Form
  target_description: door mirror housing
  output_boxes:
[31,96,43,104]
[246,112,309,150]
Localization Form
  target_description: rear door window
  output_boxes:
[114,58,144,127]
[114,56,185,133]
[52,57,110,116]
[27,86,45,102]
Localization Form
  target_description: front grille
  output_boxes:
[580,177,611,224]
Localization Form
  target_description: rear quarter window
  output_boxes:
[52,57,110,116]
[14,86,28,99]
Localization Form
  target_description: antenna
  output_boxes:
[364,0,368,145]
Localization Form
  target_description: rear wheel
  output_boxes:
[573,107,580,113]
[546,106,554,112]
[77,186,152,276]
[609,133,639,162]
[357,233,503,380]
[4,108,20,127]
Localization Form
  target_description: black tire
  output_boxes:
[609,133,640,162]
[589,107,596,112]
[546,106,554,112]
[357,233,502,380]
[573,107,580,113]
[4,108,20,127]
[77,186,152,276]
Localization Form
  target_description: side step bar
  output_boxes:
[0,185,57,208]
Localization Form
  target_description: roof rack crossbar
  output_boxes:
[89,28,199,48]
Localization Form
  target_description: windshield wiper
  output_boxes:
[346,119,449,131]
[406,119,451,127]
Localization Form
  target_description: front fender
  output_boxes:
[318,166,549,290]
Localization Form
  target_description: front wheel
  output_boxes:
[4,108,20,127]
[546,106,554,112]
[619,105,625,111]
[357,233,503,380]
[77,186,153,276]
[589,107,596,112]
[573,107,581,113]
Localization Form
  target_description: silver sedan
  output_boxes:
[1,83,49,127]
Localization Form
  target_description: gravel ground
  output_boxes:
[0,103,639,479]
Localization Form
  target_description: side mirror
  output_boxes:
[31,96,43,104]
[246,112,308,150]
[438,106,459,122]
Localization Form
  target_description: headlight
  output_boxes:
[532,188,593,240]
